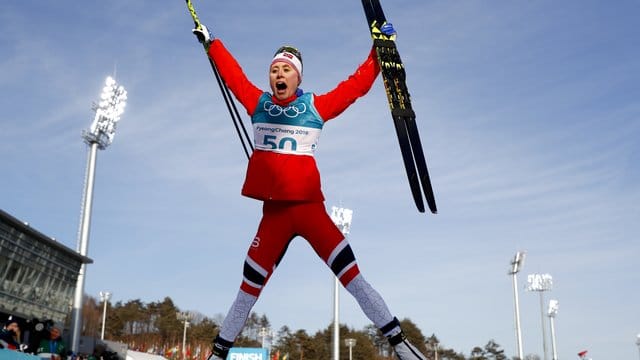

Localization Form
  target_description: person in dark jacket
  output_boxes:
[0,320,22,350]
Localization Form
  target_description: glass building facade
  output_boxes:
[0,209,91,324]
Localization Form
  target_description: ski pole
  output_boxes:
[186,0,253,160]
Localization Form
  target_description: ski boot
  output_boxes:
[389,332,428,360]
[206,335,233,360]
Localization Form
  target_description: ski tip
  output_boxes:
[422,204,437,214]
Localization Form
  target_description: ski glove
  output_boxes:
[192,24,213,44]
[380,22,396,36]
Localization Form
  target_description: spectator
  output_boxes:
[0,320,21,350]
[37,326,67,360]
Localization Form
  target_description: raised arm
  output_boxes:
[207,39,263,115]
[313,47,380,121]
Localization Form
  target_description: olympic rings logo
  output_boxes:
[264,101,307,118]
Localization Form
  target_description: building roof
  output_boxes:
[0,209,92,264]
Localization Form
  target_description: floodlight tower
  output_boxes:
[527,273,553,360]
[508,251,526,360]
[547,299,559,360]
[330,206,353,360]
[70,76,127,352]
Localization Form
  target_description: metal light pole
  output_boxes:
[178,312,192,360]
[527,273,553,360]
[259,327,268,349]
[508,251,526,360]
[99,291,112,340]
[71,76,127,352]
[330,206,353,360]
[260,326,273,355]
[345,338,356,360]
[548,299,559,360]
[636,334,640,360]
[332,274,340,360]
[428,339,440,360]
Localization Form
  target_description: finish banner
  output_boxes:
[227,347,269,360]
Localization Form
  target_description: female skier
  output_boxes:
[193,20,428,360]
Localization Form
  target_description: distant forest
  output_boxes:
[79,295,533,360]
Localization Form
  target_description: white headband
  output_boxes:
[271,51,303,79]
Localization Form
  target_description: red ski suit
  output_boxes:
[209,39,380,296]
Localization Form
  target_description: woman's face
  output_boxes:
[269,62,300,101]
[6,322,19,335]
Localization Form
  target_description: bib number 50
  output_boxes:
[263,135,297,151]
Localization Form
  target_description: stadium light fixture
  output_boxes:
[84,76,128,149]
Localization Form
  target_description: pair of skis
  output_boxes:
[361,0,438,214]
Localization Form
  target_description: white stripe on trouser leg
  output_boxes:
[345,274,394,330]
[327,239,349,266]
[219,289,258,342]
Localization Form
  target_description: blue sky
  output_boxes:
[1,1,639,359]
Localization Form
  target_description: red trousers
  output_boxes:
[240,201,361,297]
